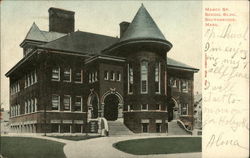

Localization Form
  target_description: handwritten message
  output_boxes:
[203,2,249,158]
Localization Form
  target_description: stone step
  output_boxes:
[168,120,190,135]
[108,120,134,136]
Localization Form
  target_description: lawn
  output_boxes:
[113,137,201,155]
[0,137,66,158]
[48,135,101,141]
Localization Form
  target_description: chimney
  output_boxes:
[49,7,75,33]
[119,21,130,38]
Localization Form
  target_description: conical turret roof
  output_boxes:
[120,4,167,43]
[104,4,172,54]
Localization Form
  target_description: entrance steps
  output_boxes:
[107,120,134,136]
[168,120,191,135]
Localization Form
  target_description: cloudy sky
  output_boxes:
[1,1,202,109]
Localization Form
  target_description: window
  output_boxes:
[182,80,188,92]
[181,104,188,115]
[74,70,82,83]
[52,95,60,111]
[88,73,91,83]
[27,100,31,113]
[18,105,20,115]
[25,101,27,114]
[95,72,98,81]
[91,73,95,83]
[52,67,60,81]
[116,72,121,81]
[61,124,71,133]
[51,124,60,133]
[155,62,160,93]
[128,64,133,94]
[127,105,131,111]
[63,67,71,82]
[63,95,71,111]
[141,60,148,93]
[11,81,20,94]
[169,77,177,87]
[142,123,149,133]
[34,98,37,112]
[75,96,82,111]
[156,123,161,133]
[30,99,34,113]
[25,75,27,88]
[110,71,115,81]
[156,104,161,111]
[34,70,37,83]
[104,71,109,80]
[141,104,148,111]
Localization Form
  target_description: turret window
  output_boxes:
[141,60,148,94]
[128,64,133,94]
[155,62,161,94]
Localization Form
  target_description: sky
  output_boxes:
[0,1,202,110]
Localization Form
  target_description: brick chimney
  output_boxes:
[49,7,75,33]
[119,21,130,38]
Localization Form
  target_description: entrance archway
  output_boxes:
[168,97,179,121]
[101,89,124,120]
[104,94,119,120]
[87,92,99,119]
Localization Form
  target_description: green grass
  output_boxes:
[48,135,101,141]
[0,137,66,158]
[113,137,201,155]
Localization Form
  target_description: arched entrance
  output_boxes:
[87,92,99,119]
[168,97,179,121]
[101,89,124,121]
[104,94,119,120]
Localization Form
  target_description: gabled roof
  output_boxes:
[119,4,167,43]
[39,31,119,54]
[20,23,66,47]
[167,57,199,72]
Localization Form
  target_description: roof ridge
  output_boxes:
[77,30,118,39]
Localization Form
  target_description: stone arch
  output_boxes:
[168,97,180,121]
[101,89,124,119]
[87,89,100,119]
[171,97,179,108]
[101,89,124,106]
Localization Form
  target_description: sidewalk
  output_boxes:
[64,135,201,158]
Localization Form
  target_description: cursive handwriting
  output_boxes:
[206,132,248,150]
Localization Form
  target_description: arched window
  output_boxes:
[141,60,148,93]
[155,62,161,94]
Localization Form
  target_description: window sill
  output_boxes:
[74,81,83,84]
[51,79,60,82]
[63,80,71,83]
